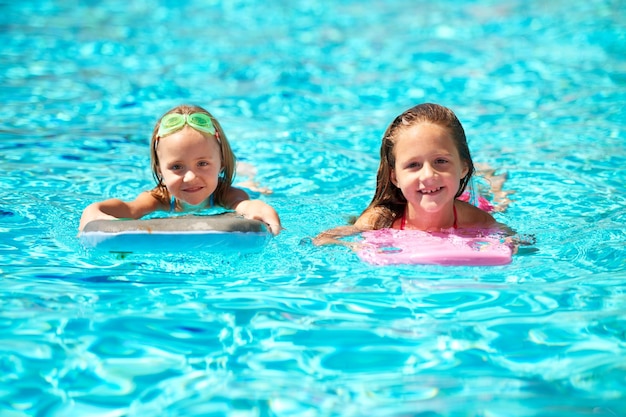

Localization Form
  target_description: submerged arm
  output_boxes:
[313,208,384,247]
[312,225,363,247]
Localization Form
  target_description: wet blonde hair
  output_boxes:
[362,103,475,229]
[149,104,237,209]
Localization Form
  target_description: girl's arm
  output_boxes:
[233,199,282,235]
[223,186,282,236]
[312,225,361,247]
[313,208,382,247]
[78,191,162,231]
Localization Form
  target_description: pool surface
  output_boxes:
[1,0,625,416]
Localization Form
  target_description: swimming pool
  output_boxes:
[1,0,625,415]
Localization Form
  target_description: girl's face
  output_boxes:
[156,126,222,206]
[391,122,469,213]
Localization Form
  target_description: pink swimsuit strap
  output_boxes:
[453,205,458,228]
[400,205,458,230]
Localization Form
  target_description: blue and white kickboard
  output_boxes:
[79,213,270,253]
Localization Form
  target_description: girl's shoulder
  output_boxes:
[354,208,379,229]
[139,190,168,212]
[355,206,395,230]
[219,186,250,209]
[455,199,496,227]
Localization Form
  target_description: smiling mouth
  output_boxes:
[420,187,443,194]
[183,186,204,193]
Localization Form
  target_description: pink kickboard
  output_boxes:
[357,228,512,266]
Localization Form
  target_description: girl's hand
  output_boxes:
[234,199,282,236]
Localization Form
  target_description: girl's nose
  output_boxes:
[420,163,436,179]
[183,170,197,181]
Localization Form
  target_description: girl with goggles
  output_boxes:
[79,104,282,235]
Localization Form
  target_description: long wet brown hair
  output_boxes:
[149,104,237,209]
[362,103,475,229]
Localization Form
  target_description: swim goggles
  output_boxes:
[157,112,217,138]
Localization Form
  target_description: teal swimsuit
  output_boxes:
[170,195,214,212]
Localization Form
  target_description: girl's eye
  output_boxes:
[435,158,449,165]
[170,164,183,171]
[407,162,421,169]
[198,161,210,167]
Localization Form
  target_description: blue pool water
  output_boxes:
[1,0,625,415]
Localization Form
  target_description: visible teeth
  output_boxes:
[422,187,441,194]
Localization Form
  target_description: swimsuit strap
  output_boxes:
[400,204,458,230]
[453,204,458,229]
